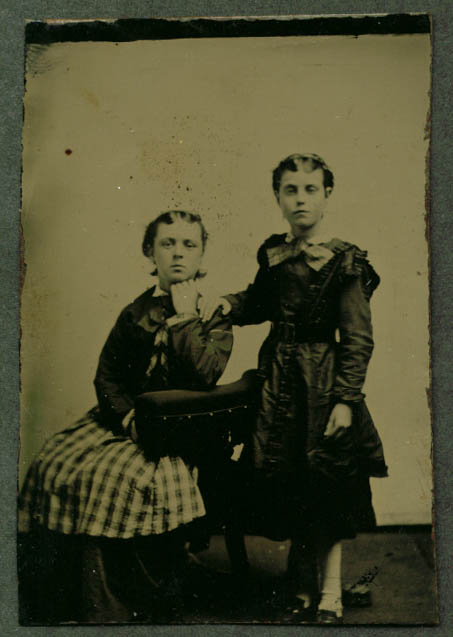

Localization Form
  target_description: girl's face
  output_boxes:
[276,168,331,237]
[151,219,204,290]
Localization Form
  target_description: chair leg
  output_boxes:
[224,523,250,576]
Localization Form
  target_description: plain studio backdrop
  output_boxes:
[20,33,431,526]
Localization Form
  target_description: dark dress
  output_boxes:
[225,234,387,542]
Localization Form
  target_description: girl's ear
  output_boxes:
[325,187,333,198]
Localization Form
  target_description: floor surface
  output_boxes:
[175,529,437,625]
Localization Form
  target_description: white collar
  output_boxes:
[153,279,206,297]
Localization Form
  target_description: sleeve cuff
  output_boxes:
[166,313,198,327]
[333,393,365,405]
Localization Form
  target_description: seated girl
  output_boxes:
[18,210,233,624]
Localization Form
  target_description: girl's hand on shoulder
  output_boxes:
[198,294,232,322]
[324,403,352,438]
[170,280,199,316]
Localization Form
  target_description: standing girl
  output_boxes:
[202,153,387,623]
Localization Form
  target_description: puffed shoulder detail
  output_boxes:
[324,237,354,254]
[330,241,380,299]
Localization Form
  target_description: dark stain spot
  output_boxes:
[129,175,133,180]
[65,148,72,155]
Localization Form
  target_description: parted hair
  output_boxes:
[142,210,208,258]
[272,153,334,193]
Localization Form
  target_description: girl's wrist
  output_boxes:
[167,312,198,327]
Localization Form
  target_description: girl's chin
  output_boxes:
[169,274,194,284]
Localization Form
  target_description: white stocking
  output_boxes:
[317,540,342,615]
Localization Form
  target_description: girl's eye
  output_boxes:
[306,186,318,193]
[185,242,197,248]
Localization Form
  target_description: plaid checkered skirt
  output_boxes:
[18,408,205,539]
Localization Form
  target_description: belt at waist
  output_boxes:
[273,321,335,343]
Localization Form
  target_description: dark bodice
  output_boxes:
[223,234,387,540]
[94,288,233,431]
[224,234,384,476]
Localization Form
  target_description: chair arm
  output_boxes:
[134,369,260,461]
[135,369,260,419]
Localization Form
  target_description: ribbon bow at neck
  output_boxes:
[137,294,173,379]
[266,236,335,270]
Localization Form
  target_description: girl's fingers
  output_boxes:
[205,302,218,321]
[220,299,232,315]
[197,296,207,314]
[199,297,223,321]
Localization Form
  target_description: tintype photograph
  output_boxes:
[17,15,435,625]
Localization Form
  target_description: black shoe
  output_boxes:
[281,597,317,623]
[317,609,344,624]
[342,565,377,607]
[342,586,372,607]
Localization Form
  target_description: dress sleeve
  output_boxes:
[94,308,135,430]
[224,244,273,326]
[332,249,379,403]
[168,309,233,389]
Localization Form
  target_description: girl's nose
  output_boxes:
[296,189,305,204]
[173,242,184,258]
